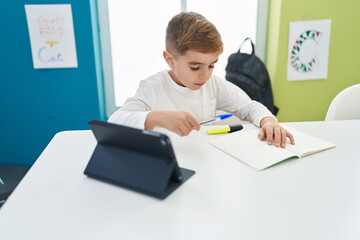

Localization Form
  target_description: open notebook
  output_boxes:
[209,125,335,170]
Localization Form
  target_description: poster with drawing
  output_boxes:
[25,4,78,69]
[287,19,331,81]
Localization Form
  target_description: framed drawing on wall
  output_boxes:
[287,19,331,81]
[25,4,78,69]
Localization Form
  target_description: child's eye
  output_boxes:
[209,65,215,69]
[191,67,200,71]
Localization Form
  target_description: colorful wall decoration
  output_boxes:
[287,19,331,81]
[25,4,78,69]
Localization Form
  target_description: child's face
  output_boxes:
[165,50,220,90]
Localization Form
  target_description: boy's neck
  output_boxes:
[168,70,185,88]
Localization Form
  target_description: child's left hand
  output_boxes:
[259,116,295,148]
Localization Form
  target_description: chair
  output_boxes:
[0,165,29,208]
[325,84,360,121]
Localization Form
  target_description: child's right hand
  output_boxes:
[145,111,200,136]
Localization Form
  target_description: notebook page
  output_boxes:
[247,126,335,158]
[209,130,296,170]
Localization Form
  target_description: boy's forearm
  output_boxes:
[260,116,278,127]
[145,111,164,130]
[108,109,149,129]
[145,111,156,130]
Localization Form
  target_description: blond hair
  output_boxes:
[166,12,223,57]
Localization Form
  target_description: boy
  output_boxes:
[109,12,294,148]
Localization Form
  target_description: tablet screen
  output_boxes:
[88,120,183,181]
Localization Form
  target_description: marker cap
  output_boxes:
[229,124,243,133]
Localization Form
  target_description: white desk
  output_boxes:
[0,120,359,240]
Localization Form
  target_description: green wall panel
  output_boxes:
[266,0,360,122]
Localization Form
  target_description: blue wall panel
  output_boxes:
[0,0,105,167]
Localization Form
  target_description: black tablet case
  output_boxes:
[84,120,195,199]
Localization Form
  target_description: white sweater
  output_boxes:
[108,70,274,129]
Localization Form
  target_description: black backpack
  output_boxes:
[225,38,278,115]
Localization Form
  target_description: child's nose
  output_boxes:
[199,70,211,81]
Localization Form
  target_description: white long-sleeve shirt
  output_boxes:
[108,70,274,129]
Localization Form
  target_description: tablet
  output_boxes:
[84,120,195,199]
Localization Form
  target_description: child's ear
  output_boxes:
[163,50,175,69]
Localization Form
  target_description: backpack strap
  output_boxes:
[238,38,255,55]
